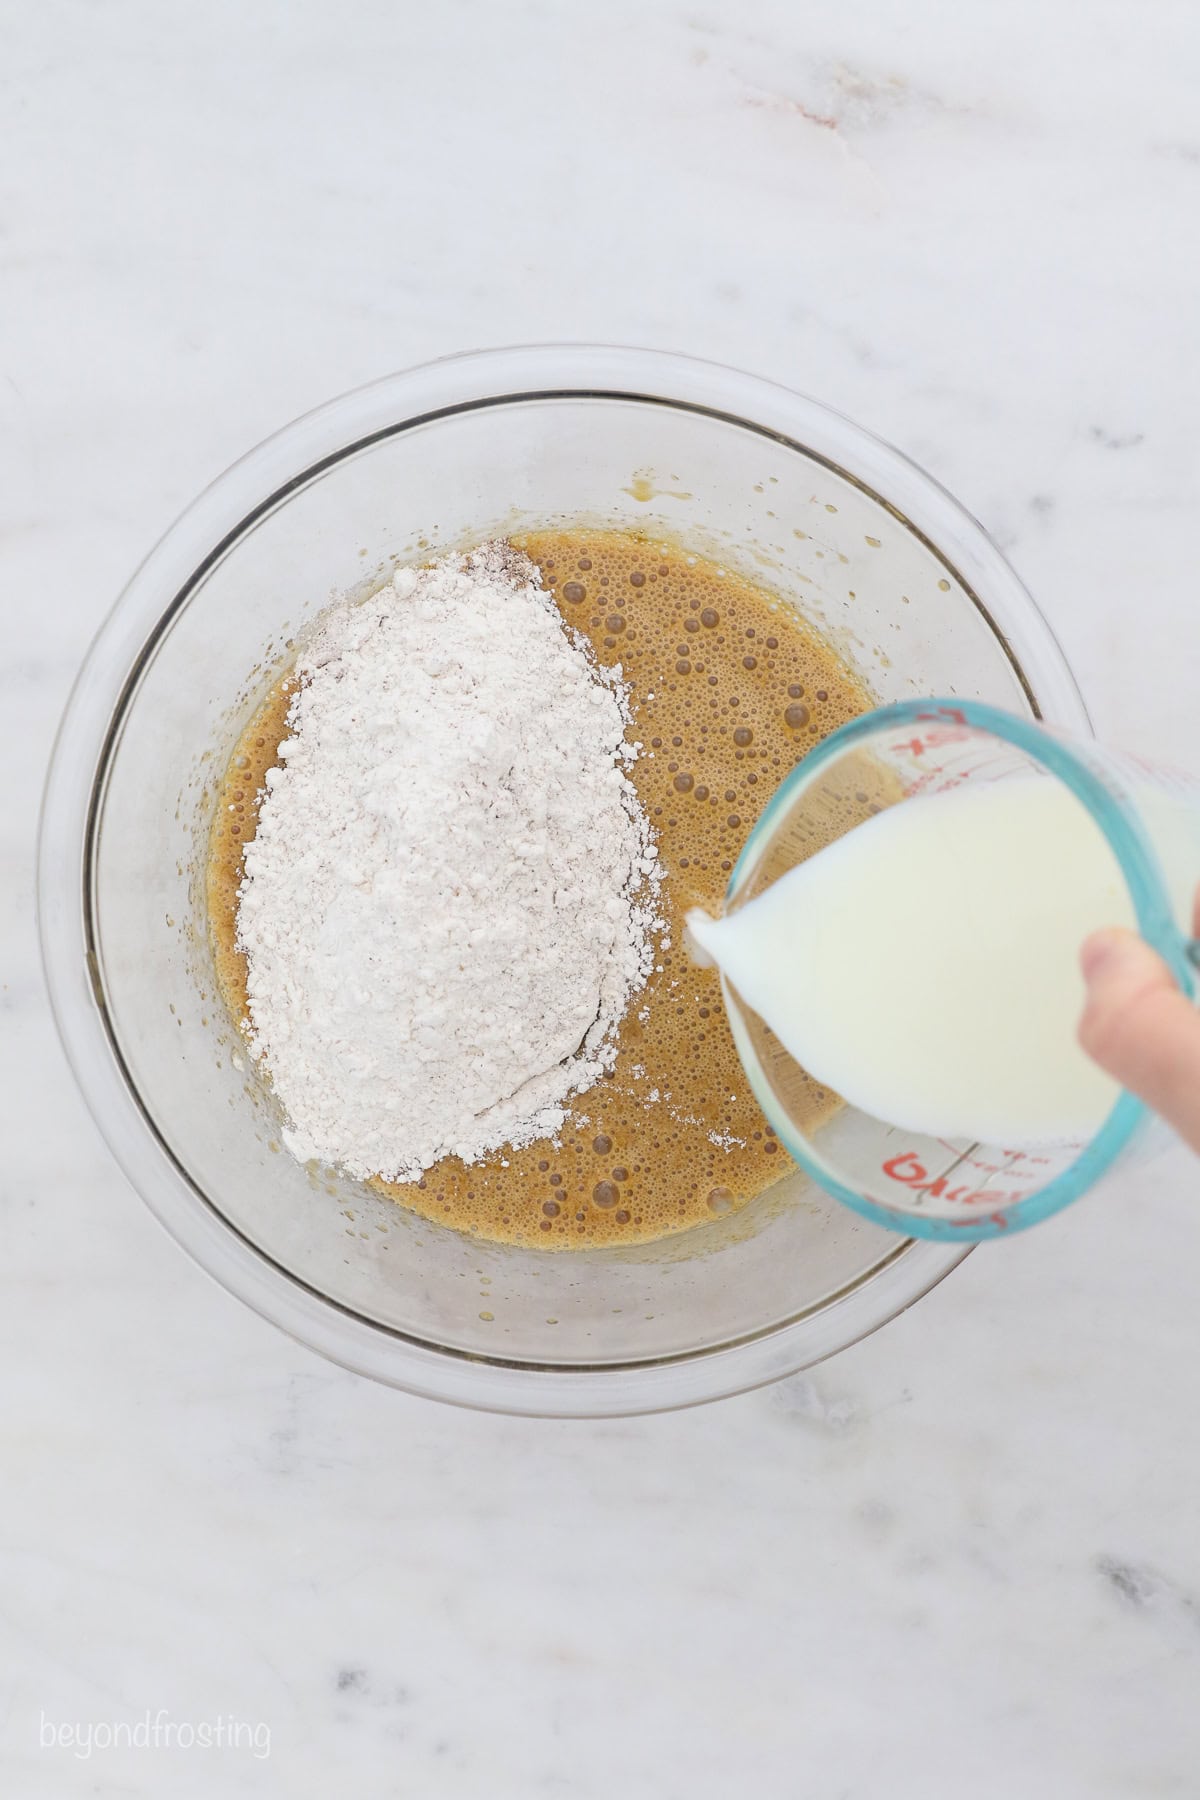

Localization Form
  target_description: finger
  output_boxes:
[1078,927,1200,1153]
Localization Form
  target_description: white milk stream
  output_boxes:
[688,777,1196,1146]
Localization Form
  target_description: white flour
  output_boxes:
[237,543,661,1181]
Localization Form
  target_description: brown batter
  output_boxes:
[207,529,873,1248]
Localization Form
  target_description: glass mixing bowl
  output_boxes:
[38,345,1089,1415]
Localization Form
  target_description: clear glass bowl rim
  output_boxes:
[37,343,1092,1415]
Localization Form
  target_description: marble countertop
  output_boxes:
[5,1,1200,1793]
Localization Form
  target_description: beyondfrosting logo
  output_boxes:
[39,1709,271,1761]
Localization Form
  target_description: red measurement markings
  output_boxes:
[881,1151,1025,1210]
[914,707,969,726]
[891,707,971,761]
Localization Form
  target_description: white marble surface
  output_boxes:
[5,1,1200,1793]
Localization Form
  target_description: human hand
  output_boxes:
[1078,895,1200,1153]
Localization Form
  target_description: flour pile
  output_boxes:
[236,543,661,1181]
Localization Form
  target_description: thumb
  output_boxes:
[1078,927,1200,1153]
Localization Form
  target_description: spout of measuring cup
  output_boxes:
[683,906,720,969]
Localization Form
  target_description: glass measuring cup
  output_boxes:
[720,699,1200,1242]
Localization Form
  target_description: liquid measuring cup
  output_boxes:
[718,699,1200,1242]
